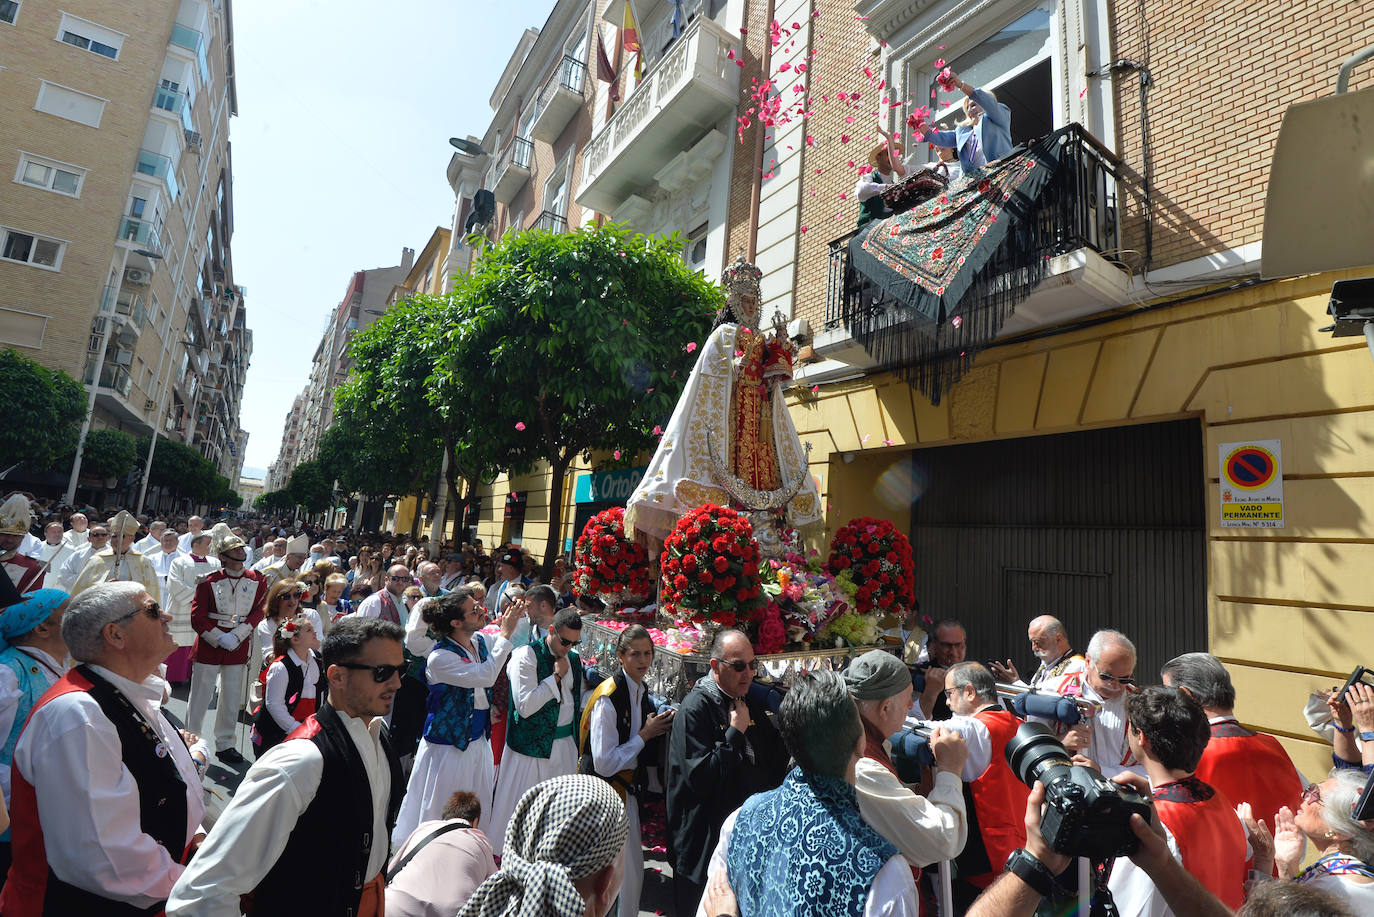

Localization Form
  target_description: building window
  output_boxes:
[34,80,107,128]
[685,222,708,273]
[0,228,65,270]
[0,1,19,25]
[543,152,572,217]
[15,152,86,196]
[56,13,124,60]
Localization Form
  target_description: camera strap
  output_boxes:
[1088,857,1121,917]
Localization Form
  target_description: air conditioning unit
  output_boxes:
[144,398,156,411]
[113,349,133,366]
[184,129,203,152]
[124,268,150,286]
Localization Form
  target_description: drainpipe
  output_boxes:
[745,0,778,261]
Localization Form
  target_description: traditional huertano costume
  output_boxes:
[68,511,160,599]
[251,641,321,758]
[485,636,583,857]
[185,524,267,757]
[0,496,44,595]
[390,629,513,847]
[1193,716,1303,835]
[579,668,665,917]
[0,663,205,914]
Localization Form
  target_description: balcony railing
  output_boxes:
[85,361,133,397]
[823,124,1130,402]
[532,210,569,233]
[169,23,210,83]
[575,17,739,214]
[135,149,179,200]
[530,55,587,144]
[492,136,533,204]
[119,216,162,251]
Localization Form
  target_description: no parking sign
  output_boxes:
[1218,439,1284,528]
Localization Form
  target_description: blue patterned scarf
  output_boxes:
[727,768,897,917]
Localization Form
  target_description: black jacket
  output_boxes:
[665,677,788,886]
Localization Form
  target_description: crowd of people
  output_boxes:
[0,489,1372,917]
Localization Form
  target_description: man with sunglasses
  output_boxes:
[187,524,268,765]
[1039,628,1145,779]
[168,617,406,917]
[0,583,206,914]
[666,628,787,916]
[484,607,587,857]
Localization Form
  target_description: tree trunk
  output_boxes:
[542,452,571,579]
[409,494,424,540]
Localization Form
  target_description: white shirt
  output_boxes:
[167,708,392,916]
[353,589,406,623]
[0,646,66,805]
[19,531,44,559]
[404,598,440,657]
[250,551,279,572]
[16,663,205,908]
[62,528,89,548]
[263,649,319,734]
[590,677,646,778]
[178,530,206,554]
[928,711,998,781]
[855,757,967,868]
[166,554,220,619]
[508,643,576,723]
[134,533,164,554]
[152,549,186,603]
[1037,673,1143,779]
[698,807,918,917]
[426,634,512,707]
[55,542,96,590]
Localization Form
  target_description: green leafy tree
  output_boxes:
[439,222,720,571]
[288,460,333,514]
[79,429,138,480]
[315,417,400,500]
[0,348,86,471]
[256,490,295,513]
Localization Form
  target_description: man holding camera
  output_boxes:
[938,661,1031,910]
[915,618,968,721]
[1107,685,1249,916]
[844,650,971,868]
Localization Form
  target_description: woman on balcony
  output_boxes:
[919,70,1013,175]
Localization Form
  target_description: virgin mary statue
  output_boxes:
[625,257,823,548]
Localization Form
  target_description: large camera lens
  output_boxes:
[1006,722,1073,786]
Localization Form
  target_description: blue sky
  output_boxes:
[232,0,557,472]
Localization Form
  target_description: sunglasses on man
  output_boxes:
[336,662,404,683]
[713,657,759,673]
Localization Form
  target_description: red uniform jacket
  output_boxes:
[1154,776,1248,910]
[1,553,44,595]
[964,707,1031,888]
[1194,718,1303,833]
[190,568,267,666]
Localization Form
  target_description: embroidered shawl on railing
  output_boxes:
[841,126,1070,404]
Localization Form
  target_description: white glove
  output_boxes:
[217,631,240,651]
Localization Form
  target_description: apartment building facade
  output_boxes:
[0,0,250,495]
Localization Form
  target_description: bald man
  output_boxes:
[990,614,1085,689]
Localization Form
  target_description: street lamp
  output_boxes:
[448,138,486,156]
[64,247,163,504]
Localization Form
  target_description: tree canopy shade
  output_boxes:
[256,489,295,513]
[78,429,137,480]
[438,222,721,571]
[133,436,235,508]
[287,459,333,514]
[0,348,86,471]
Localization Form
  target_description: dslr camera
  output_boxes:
[887,717,938,784]
[1006,722,1152,859]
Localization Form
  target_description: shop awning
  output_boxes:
[830,125,1110,404]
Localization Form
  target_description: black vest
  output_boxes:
[252,653,320,753]
[44,665,189,916]
[577,671,660,797]
[248,703,403,917]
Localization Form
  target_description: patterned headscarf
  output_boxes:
[458,775,628,917]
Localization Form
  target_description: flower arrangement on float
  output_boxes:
[573,507,653,616]
[824,516,916,645]
[659,504,766,633]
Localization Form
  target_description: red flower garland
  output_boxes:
[827,516,915,616]
[660,504,765,628]
[573,507,651,602]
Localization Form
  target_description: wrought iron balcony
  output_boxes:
[530,55,587,144]
[822,124,1133,402]
[492,137,533,204]
[531,210,569,233]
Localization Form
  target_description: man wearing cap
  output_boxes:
[0,588,69,882]
[263,533,309,589]
[177,516,206,554]
[0,496,43,595]
[70,511,161,599]
[484,550,530,619]
[0,582,205,914]
[843,650,970,871]
[165,532,217,685]
[186,524,268,764]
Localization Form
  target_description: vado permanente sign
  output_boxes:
[1218,440,1283,528]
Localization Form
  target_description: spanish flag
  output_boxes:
[621,0,643,80]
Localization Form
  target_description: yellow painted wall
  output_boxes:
[800,268,1374,780]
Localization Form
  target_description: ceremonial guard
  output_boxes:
[0,496,43,595]
[186,524,267,764]
[69,510,160,598]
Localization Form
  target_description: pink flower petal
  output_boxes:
[883,439,895,446]
[613,450,622,460]
[862,434,871,443]
[811,385,819,393]
[686,342,698,353]
[514,422,526,431]
[653,425,663,436]
[800,225,809,233]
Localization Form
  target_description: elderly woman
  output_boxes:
[920,70,1013,174]
[457,775,627,917]
[1244,769,1374,911]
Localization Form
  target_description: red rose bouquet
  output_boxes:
[827,516,915,616]
[573,507,652,606]
[660,504,765,629]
